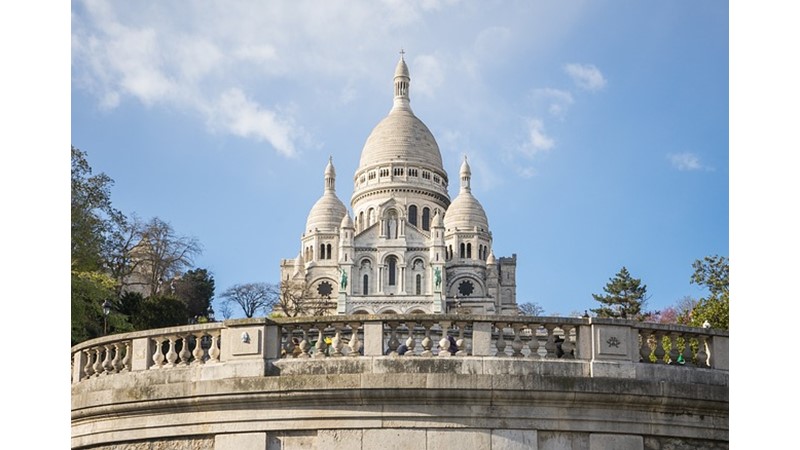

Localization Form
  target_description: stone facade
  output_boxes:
[280,55,518,315]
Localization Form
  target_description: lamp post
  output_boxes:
[102,299,112,335]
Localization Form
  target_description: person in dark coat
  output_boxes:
[447,335,458,354]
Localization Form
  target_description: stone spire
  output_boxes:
[459,155,472,193]
[392,50,411,112]
[324,155,336,192]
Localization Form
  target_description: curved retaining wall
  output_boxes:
[71,316,729,450]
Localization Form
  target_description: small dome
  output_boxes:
[395,56,409,78]
[444,192,489,232]
[432,210,443,228]
[486,251,496,265]
[305,159,347,232]
[340,212,354,229]
[444,156,489,232]
[305,194,346,232]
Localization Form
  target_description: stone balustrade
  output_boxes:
[72,315,728,383]
[71,315,728,449]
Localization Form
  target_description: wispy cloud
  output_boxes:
[532,88,574,119]
[412,54,445,99]
[667,152,712,171]
[564,63,607,91]
[211,89,301,158]
[521,118,555,156]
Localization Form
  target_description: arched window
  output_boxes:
[422,207,430,231]
[359,212,364,231]
[416,274,422,295]
[388,256,397,286]
[363,274,369,295]
[467,243,472,259]
[319,244,325,260]
[326,244,332,260]
[460,243,465,259]
[408,205,418,226]
[448,245,453,261]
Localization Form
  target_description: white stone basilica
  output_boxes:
[280,55,517,315]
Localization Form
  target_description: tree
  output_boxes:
[220,283,278,318]
[591,266,650,320]
[174,268,215,318]
[71,146,125,271]
[276,279,331,317]
[689,255,729,330]
[518,301,545,316]
[132,295,191,329]
[126,217,202,298]
[652,296,696,325]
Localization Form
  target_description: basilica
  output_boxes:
[280,55,518,315]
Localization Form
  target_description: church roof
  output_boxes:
[305,158,347,232]
[356,55,444,172]
[444,157,489,232]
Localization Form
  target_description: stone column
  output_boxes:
[364,321,384,356]
[472,321,493,356]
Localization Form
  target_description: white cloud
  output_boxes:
[212,89,299,158]
[533,88,574,119]
[412,54,445,98]
[564,63,607,91]
[521,118,555,156]
[668,152,710,171]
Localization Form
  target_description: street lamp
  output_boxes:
[102,299,112,335]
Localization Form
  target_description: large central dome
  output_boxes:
[351,55,449,210]
[354,55,445,175]
[358,109,443,169]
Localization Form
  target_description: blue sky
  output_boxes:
[69,0,729,319]
[5,3,800,443]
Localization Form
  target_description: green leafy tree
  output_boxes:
[174,268,215,318]
[132,295,191,330]
[689,255,729,330]
[71,146,125,271]
[591,266,649,320]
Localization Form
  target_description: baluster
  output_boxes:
[192,332,205,364]
[511,324,524,358]
[681,334,693,366]
[313,326,327,359]
[348,322,362,357]
[527,324,541,359]
[122,341,132,371]
[386,321,400,355]
[331,324,344,357]
[439,331,451,357]
[420,322,434,357]
[208,331,221,363]
[696,335,709,367]
[561,325,575,359]
[283,326,296,358]
[544,324,557,359]
[298,326,311,358]
[179,334,192,365]
[455,321,468,356]
[166,336,179,366]
[111,343,123,372]
[653,331,666,364]
[92,347,104,376]
[668,332,680,364]
[639,330,652,363]
[495,322,508,357]
[83,349,95,378]
[404,321,417,356]
[101,345,113,374]
[152,337,165,368]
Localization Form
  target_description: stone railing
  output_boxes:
[71,315,728,383]
[71,322,224,382]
